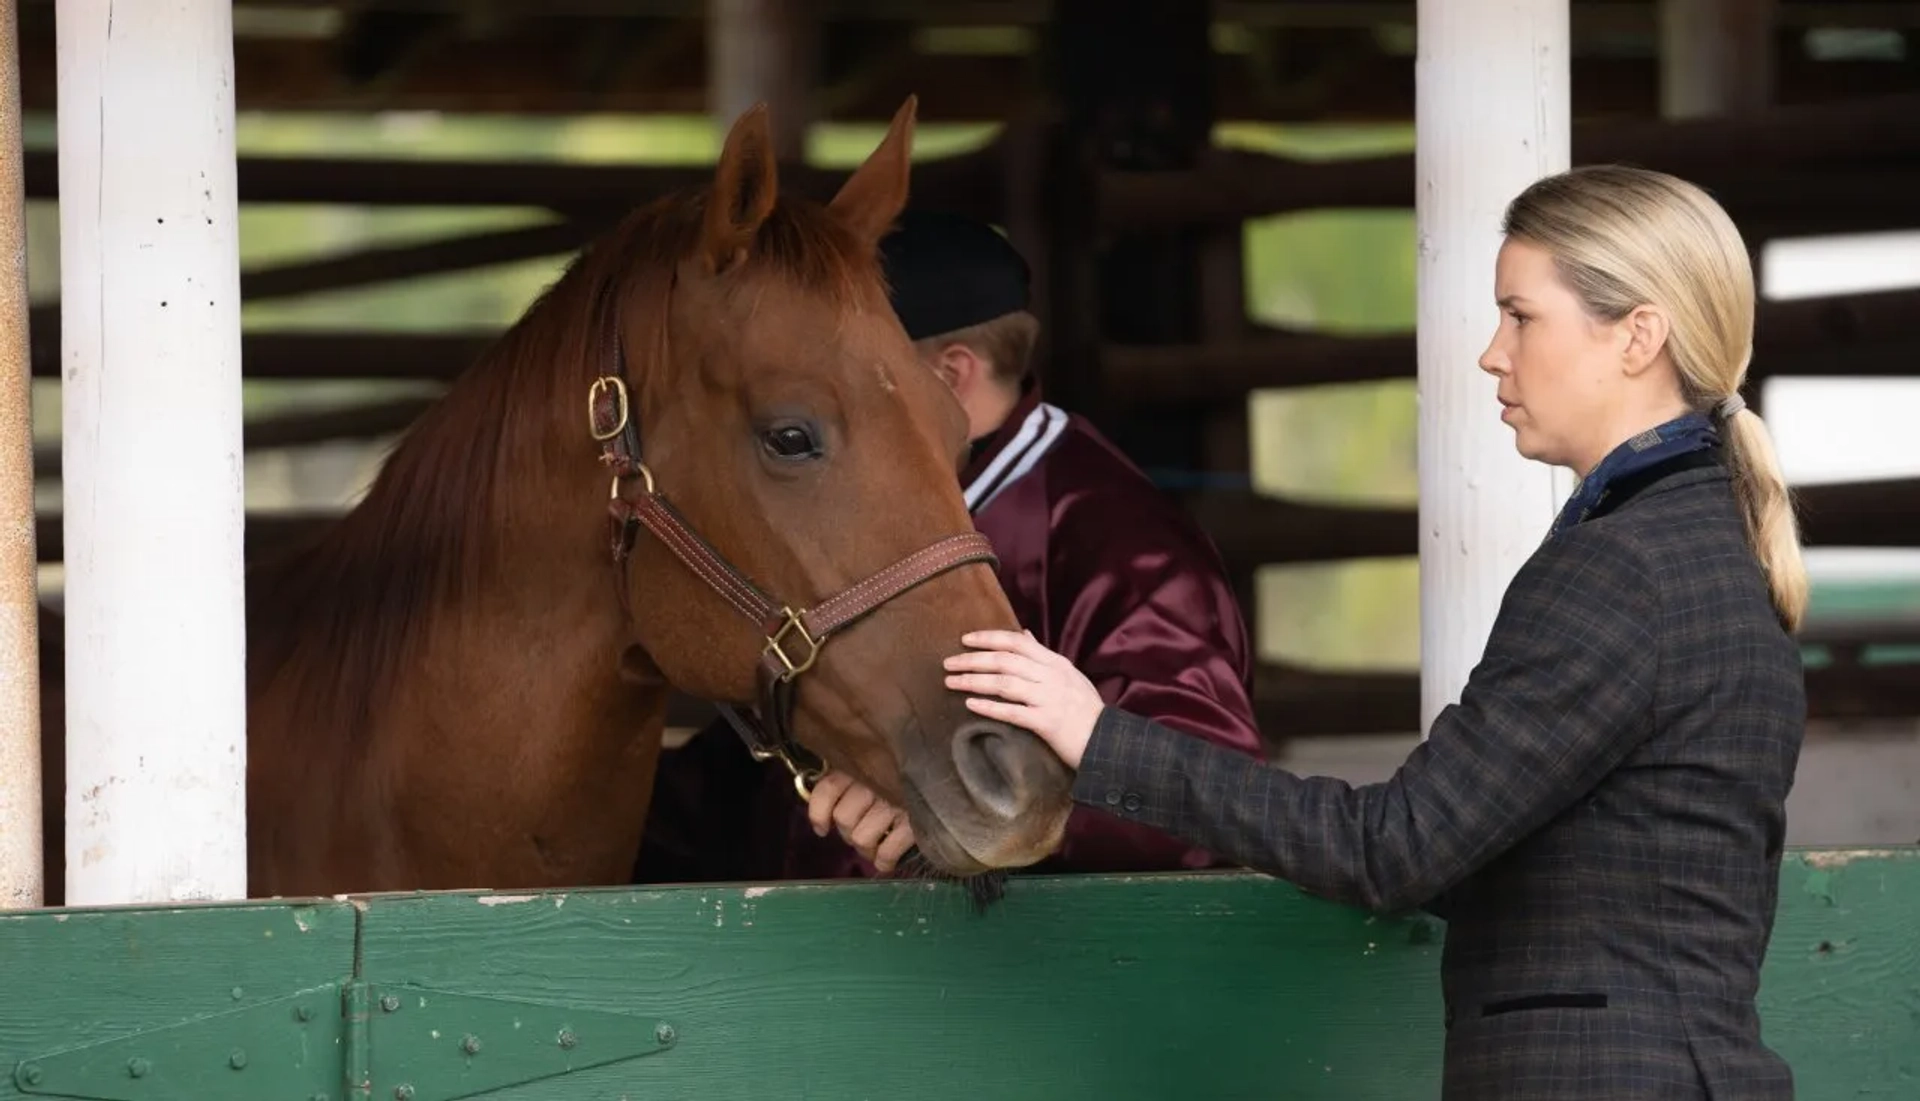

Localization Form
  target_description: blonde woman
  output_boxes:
[819,165,1810,1098]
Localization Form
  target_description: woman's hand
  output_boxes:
[803,628,1100,869]
[944,630,1103,769]
[805,771,917,873]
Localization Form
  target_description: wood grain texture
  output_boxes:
[1412,0,1570,735]
[1760,850,1920,1092]
[357,872,1450,1098]
[0,899,357,1100]
[351,852,1920,1099]
[0,853,1913,1098]
[56,0,250,907]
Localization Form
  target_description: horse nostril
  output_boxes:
[952,721,1032,821]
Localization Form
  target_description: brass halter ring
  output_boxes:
[588,375,630,441]
[609,464,656,499]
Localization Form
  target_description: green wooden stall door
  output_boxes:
[3,852,1917,1099]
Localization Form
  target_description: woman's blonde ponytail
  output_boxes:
[1720,405,1809,632]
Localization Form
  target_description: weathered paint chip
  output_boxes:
[1805,849,1909,869]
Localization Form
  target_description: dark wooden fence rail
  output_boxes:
[1106,284,1920,401]
[19,142,1012,219]
[29,282,1920,389]
[1098,92,1920,232]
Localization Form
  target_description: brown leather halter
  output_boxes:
[586,337,998,803]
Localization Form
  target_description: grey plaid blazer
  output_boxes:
[1076,452,1806,1100]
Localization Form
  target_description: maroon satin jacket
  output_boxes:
[633,384,1263,883]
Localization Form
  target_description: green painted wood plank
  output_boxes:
[351,849,1920,1100]
[1761,849,1920,1094]
[0,898,358,1101]
[357,873,1445,1099]
[0,850,1912,1100]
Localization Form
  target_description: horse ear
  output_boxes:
[702,101,780,275]
[828,95,916,245]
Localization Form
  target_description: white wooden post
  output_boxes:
[57,0,248,905]
[1414,0,1573,732]
[0,0,41,911]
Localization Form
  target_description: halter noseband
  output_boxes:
[587,341,997,802]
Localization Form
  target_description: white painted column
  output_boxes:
[0,0,41,911]
[57,0,248,905]
[1414,0,1573,732]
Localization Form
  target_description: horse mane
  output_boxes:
[247,185,888,755]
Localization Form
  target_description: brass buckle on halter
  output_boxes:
[588,375,630,441]
[764,607,821,681]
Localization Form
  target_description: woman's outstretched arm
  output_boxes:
[945,527,1662,913]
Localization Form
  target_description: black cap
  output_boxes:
[879,209,1031,341]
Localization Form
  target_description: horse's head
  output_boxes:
[598,97,1072,875]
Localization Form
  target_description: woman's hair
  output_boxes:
[1501,164,1808,633]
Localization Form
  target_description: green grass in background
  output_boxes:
[1217,123,1423,671]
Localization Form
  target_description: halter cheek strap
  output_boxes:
[587,353,997,802]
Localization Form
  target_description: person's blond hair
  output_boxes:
[1502,164,1808,633]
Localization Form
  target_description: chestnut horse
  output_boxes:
[35,97,1073,905]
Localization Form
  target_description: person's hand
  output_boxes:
[944,630,1102,769]
[805,771,917,873]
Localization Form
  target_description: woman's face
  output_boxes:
[1478,237,1637,478]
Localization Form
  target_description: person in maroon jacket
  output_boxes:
[631,209,1262,883]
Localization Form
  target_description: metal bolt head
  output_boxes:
[126,1058,150,1078]
[654,1023,676,1046]
[229,1049,248,1070]
[556,1028,578,1049]
[460,1034,482,1056]
[380,994,401,1013]
[295,1004,314,1022]
[17,1064,43,1087]
[394,1085,415,1101]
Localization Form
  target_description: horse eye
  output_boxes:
[762,424,819,460]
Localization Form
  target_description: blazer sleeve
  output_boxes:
[1070,526,1662,913]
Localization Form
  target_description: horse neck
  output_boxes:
[247,312,660,786]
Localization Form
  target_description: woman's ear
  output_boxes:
[1620,304,1671,377]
